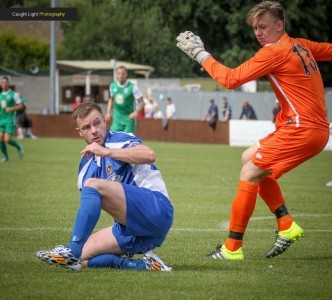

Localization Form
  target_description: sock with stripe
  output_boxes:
[274,204,294,231]
[258,175,293,231]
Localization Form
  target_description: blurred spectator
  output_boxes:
[136,98,145,119]
[72,95,82,110]
[221,96,232,121]
[16,95,37,139]
[239,99,257,120]
[272,99,281,123]
[82,95,95,103]
[144,96,158,118]
[203,99,219,129]
[166,97,176,120]
[153,105,164,120]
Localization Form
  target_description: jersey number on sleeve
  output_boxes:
[292,44,318,76]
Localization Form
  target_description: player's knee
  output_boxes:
[240,163,256,182]
[241,150,250,166]
[83,178,101,190]
[83,178,112,198]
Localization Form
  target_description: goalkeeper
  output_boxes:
[177,0,332,260]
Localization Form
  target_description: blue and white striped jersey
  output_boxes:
[77,130,169,198]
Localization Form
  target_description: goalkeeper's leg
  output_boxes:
[258,175,303,258]
[258,175,294,232]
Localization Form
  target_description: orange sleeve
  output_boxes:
[298,39,332,61]
[202,46,277,89]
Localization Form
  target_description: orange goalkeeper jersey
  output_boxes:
[203,33,332,130]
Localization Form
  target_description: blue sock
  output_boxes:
[88,254,146,270]
[67,186,102,258]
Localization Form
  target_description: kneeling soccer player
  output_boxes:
[37,102,174,271]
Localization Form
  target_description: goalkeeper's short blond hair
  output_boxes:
[247,1,285,28]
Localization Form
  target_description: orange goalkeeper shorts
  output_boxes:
[251,126,329,179]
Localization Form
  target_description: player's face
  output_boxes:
[252,12,284,46]
[1,78,10,91]
[76,110,107,145]
[116,68,128,85]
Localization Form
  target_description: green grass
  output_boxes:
[0,138,331,300]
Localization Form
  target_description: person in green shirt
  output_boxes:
[0,76,24,162]
[105,66,144,133]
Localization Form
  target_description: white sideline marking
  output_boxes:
[218,213,332,230]
[172,228,332,233]
[1,214,331,233]
[0,228,331,232]
[251,213,332,221]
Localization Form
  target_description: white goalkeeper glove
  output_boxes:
[176,31,211,65]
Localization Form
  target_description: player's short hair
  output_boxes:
[1,76,10,82]
[72,102,102,122]
[116,65,128,73]
[247,1,285,27]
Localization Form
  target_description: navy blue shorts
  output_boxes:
[112,184,173,256]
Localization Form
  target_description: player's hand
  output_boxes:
[105,113,111,122]
[176,31,211,64]
[81,142,108,159]
[129,111,137,119]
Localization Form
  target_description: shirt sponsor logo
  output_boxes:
[115,94,124,105]
[106,162,112,174]
[0,100,7,108]
[107,173,124,182]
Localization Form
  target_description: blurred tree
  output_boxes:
[58,1,194,77]
[49,0,332,83]
[0,0,24,7]
[0,32,49,71]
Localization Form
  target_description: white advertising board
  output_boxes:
[229,120,332,151]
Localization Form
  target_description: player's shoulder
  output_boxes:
[126,80,135,87]
[292,37,314,48]
[105,130,142,148]
[110,81,118,88]
[259,34,291,52]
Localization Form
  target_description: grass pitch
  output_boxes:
[0,138,331,300]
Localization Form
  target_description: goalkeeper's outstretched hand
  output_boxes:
[176,31,211,65]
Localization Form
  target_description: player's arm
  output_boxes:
[176,31,276,89]
[6,93,24,113]
[6,103,23,113]
[129,85,144,119]
[81,143,156,164]
[105,96,113,122]
[202,50,276,89]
